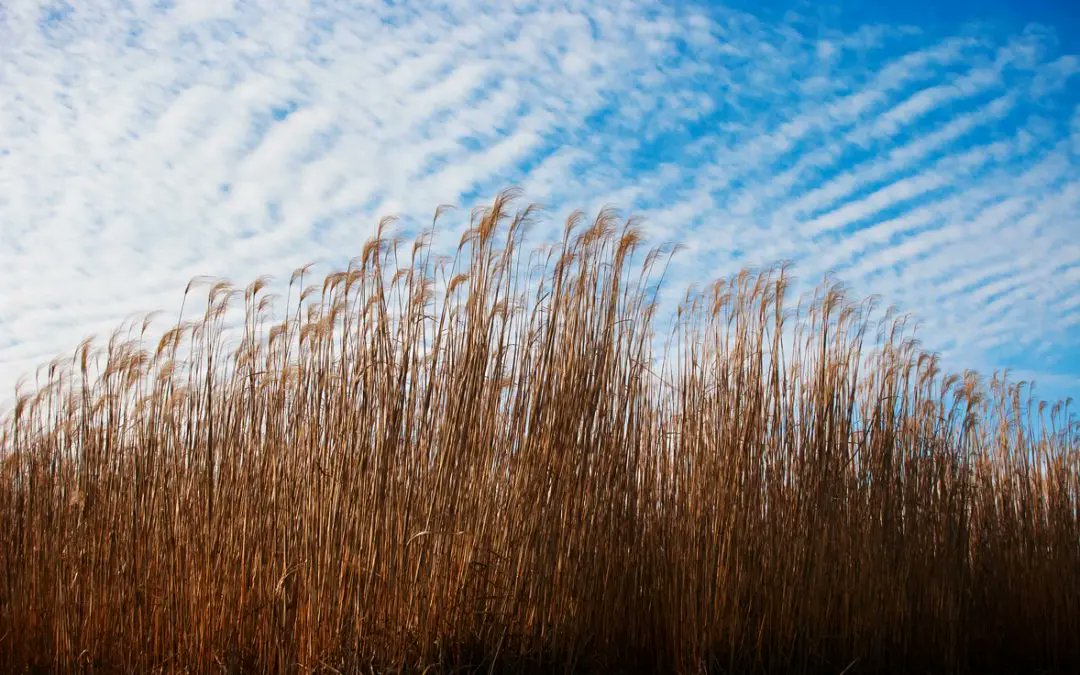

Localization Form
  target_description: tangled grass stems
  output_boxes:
[1,191,1077,674]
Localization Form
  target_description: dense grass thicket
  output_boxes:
[1,193,1078,674]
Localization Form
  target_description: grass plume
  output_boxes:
[1,192,1077,673]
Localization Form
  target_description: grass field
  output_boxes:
[1,192,1077,673]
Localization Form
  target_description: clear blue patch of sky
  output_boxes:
[709,0,1080,52]
[38,1,72,30]
[271,101,299,122]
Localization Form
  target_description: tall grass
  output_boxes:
[1,192,1077,674]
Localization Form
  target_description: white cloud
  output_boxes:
[169,0,238,26]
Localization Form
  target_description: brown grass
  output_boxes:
[1,191,1077,674]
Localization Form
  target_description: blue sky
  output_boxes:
[0,0,1078,404]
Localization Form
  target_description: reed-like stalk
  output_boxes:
[1,192,1077,674]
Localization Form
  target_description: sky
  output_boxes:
[1,0,1078,406]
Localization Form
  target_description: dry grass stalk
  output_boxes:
[0,191,1077,674]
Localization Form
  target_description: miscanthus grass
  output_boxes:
[1,192,1077,674]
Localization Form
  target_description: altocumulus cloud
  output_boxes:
[1,0,1079,405]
